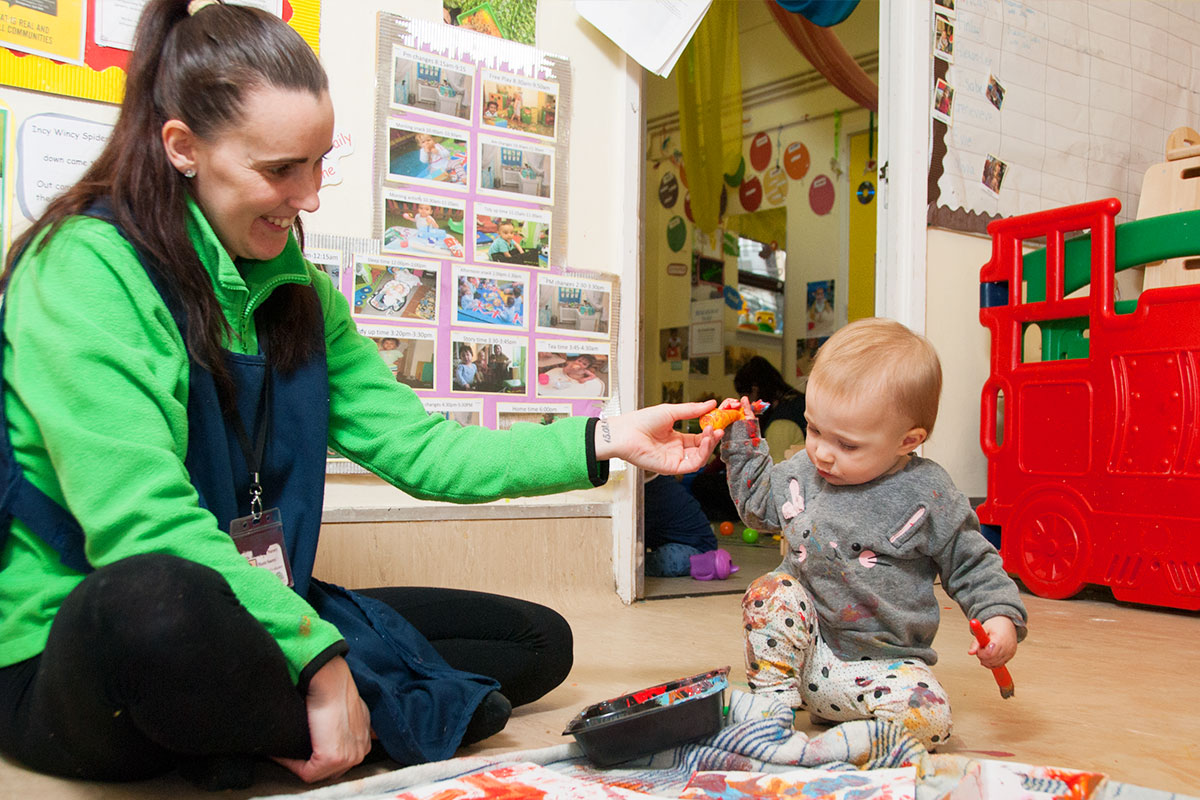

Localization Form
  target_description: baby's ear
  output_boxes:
[899,427,928,454]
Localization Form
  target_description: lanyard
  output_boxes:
[226,369,272,522]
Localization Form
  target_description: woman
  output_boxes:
[0,0,722,789]
[690,356,806,522]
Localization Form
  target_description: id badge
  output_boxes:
[230,507,294,587]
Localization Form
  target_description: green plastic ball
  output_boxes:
[742,528,759,544]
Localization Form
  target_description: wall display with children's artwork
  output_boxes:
[928,2,1200,233]
[390,44,475,126]
[304,247,344,284]
[476,132,553,205]
[660,327,686,362]
[351,254,440,323]
[739,176,763,212]
[808,175,835,216]
[763,166,789,205]
[358,323,438,390]
[381,188,467,261]
[387,119,470,191]
[533,273,612,340]
[479,68,558,143]
[806,279,836,338]
[495,402,573,431]
[473,201,551,268]
[782,141,810,181]
[452,263,529,331]
[422,397,484,427]
[535,339,610,400]
[450,332,528,395]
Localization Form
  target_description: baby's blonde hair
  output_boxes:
[808,317,942,436]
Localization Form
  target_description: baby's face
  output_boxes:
[802,379,919,486]
[498,225,515,241]
[417,205,433,216]
[381,339,397,350]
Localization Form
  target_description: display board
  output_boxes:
[927,0,1200,232]
[313,15,616,470]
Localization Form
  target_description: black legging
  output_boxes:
[0,554,573,782]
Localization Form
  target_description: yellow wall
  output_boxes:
[847,128,877,323]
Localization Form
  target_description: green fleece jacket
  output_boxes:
[0,200,600,678]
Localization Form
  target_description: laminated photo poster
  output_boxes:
[308,15,619,470]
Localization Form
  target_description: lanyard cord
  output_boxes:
[227,369,272,522]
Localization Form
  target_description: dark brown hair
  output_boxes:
[2,0,329,392]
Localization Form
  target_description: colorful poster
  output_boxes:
[806,279,836,338]
[0,0,87,65]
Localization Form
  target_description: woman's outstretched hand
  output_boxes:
[594,401,723,474]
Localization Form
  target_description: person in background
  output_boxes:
[0,0,725,790]
[690,356,806,523]
[642,472,718,577]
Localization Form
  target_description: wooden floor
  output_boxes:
[3,583,1199,799]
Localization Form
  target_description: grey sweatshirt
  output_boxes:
[723,423,1027,664]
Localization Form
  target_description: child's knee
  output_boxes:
[742,571,814,628]
[870,681,953,750]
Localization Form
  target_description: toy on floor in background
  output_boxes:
[718,521,735,536]
[699,400,769,432]
[689,548,738,581]
[742,528,759,544]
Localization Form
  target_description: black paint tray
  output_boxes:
[562,667,729,767]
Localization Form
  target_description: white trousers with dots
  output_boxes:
[742,571,953,749]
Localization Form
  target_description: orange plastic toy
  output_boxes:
[699,400,768,431]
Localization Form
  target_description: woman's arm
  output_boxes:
[592,401,721,475]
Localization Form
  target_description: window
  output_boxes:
[737,236,785,335]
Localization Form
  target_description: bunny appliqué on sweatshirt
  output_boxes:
[721,422,1027,665]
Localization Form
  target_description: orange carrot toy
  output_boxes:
[700,400,769,431]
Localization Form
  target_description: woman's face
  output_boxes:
[185,86,334,261]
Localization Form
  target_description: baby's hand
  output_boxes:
[967,616,1018,668]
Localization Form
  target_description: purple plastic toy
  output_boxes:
[689,548,739,581]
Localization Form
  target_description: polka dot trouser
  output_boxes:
[742,571,953,749]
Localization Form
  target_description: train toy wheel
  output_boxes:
[1008,491,1090,600]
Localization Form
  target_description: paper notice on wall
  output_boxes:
[689,321,722,357]
[575,0,711,78]
[18,113,112,222]
[95,0,283,51]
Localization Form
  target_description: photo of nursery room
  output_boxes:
[352,258,439,322]
[454,266,527,329]
[535,276,610,335]
[477,136,552,202]
[480,70,557,139]
[473,208,550,267]
[382,191,466,259]
[495,403,572,430]
[388,121,469,187]
[450,337,527,394]
[391,45,473,121]
[359,325,437,390]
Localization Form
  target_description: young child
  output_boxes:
[722,318,1027,750]
[416,133,451,175]
[453,344,477,390]
[488,221,525,261]
[403,203,440,242]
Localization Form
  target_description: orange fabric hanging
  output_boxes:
[765,0,878,112]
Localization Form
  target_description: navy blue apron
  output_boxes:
[0,204,497,765]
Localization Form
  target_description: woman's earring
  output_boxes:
[184,168,197,179]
